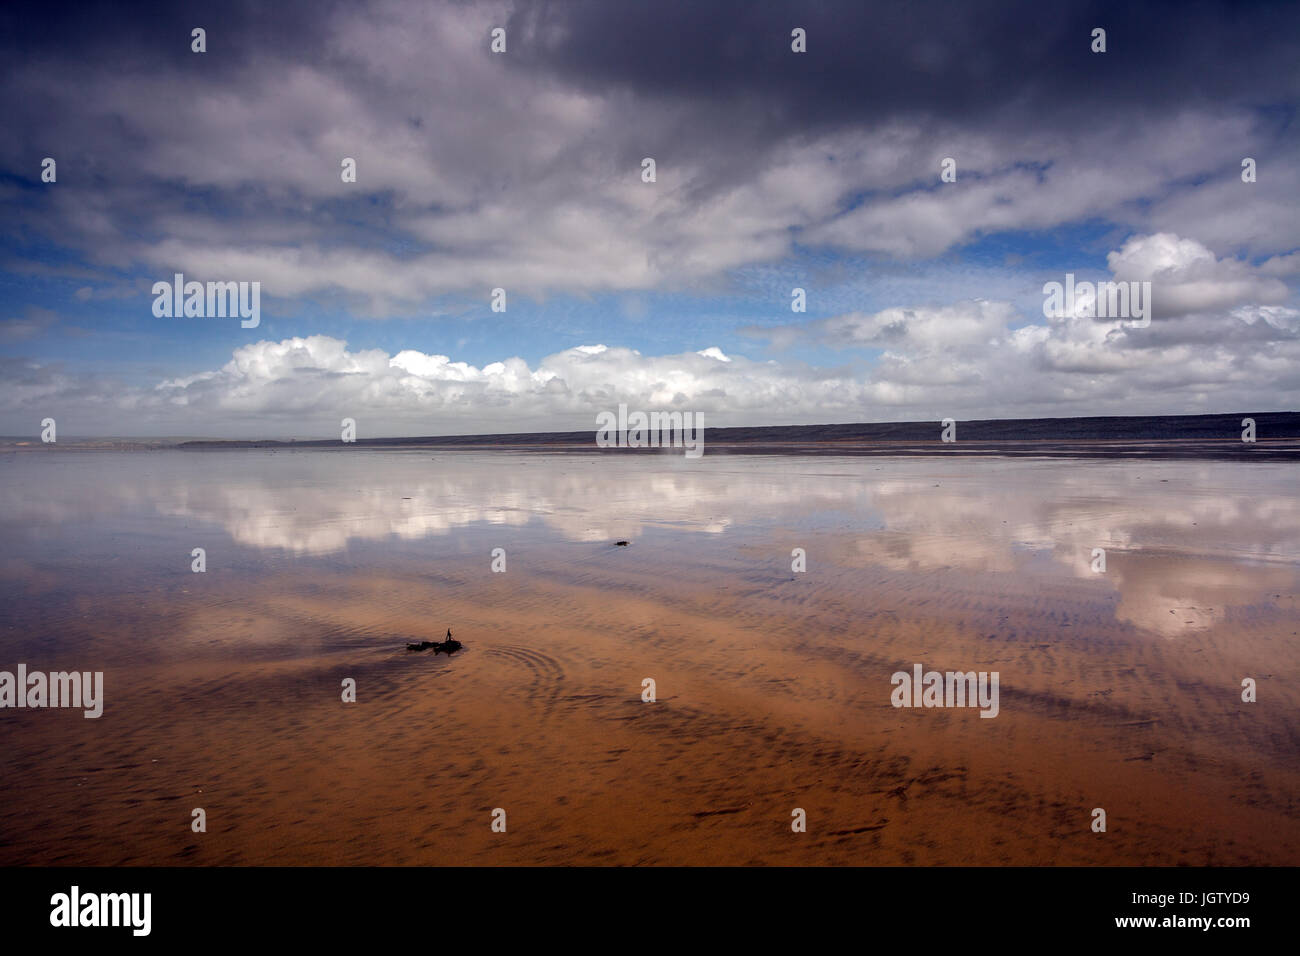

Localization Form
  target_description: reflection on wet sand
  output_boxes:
[0,450,1297,864]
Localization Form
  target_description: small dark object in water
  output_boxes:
[615,540,629,547]
[406,628,463,654]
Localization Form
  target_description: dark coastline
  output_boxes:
[5,411,1299,460]
[171,410,1300,460]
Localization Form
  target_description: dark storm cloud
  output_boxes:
[7,1,1297,149]
[508,0,1300,128]
[0,0,340,70]
[504,0,1300,217]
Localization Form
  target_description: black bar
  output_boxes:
[1,866,1285,943]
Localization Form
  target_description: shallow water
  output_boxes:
[1,449,1298,864]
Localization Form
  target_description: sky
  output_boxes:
[1,0,1298,438]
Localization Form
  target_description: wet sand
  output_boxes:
[1,450,1297,865]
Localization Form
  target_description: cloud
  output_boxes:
[1106,233,1290,318]
[2,0,1297,316]
[6,248,1298,436]
[735,232,1300,419]
[138,335,876,434]
[746,300,1014,352]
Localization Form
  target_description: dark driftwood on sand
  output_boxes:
[406,639,462,653]
[406,628,463,653]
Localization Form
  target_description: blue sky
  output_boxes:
[2,228,1108,379]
